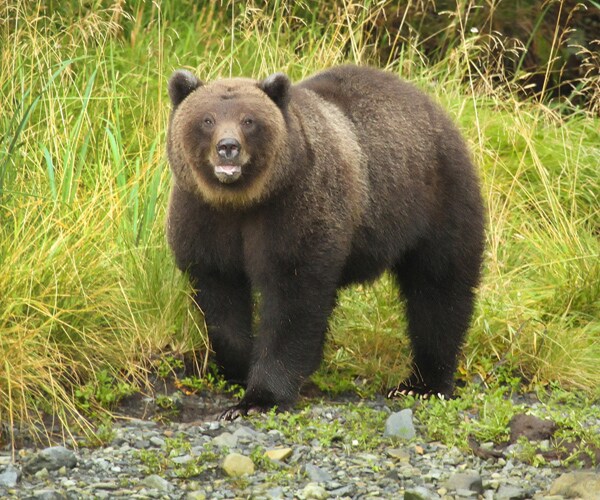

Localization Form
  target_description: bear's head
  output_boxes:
[167,69,292,207]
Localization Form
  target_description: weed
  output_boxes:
[156,356,185,379]
[75,369,135,413]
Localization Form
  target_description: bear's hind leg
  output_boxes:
[391,250,480,398]
[191,270,254,384]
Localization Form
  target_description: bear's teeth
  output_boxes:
[215,165,241,175]
[214,165,242,183]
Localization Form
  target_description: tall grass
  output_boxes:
[1,0,598,444]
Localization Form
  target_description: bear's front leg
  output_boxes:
[220,264,339,420]
[190,268,254,384]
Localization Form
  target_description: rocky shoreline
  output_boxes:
[1,393,599,500]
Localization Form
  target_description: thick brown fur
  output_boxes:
[166,65,485,418]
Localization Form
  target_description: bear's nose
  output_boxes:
[216,138,241,160]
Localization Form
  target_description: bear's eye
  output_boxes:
[242,117,254,127]
[203,116,214,127]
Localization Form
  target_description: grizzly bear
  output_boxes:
[166,65,485,419]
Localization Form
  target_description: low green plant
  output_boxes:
[136,439,222,478]
[75,369,135,413]
[156,356,185,379]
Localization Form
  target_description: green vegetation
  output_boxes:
[1,0,598,446]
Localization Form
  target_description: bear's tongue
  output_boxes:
[214,165,242,184]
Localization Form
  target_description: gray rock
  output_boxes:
[142,474,173,492]
[455,488,478,497]
[0,464,20,487]
[212,431,238,448]
[444,472,484,494]
[496,484,527,499]
[549,471,600,499]
[404,486,441,500]
[91,481,119,490]
[265,486,285,499]
[232,426,261,442]
[384,409,416,439]
[23,446,77,474]
[149,436,165,447]
[133,439,150,449]
[329,484,355,496]
[304,463,332,483]
[30,490,66,500]
[171,454,193,465]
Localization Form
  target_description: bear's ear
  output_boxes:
[259,73,291,109]
[168,69,203,107]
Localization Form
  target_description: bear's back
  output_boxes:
[295,65,481,284]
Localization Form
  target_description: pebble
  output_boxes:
[384,408,416,439]
[303,463,332,483]
[0,465,20,488]
[221,453,255,477]
[444,471,484,494]
[299,482,328,499]
[496,484,527,499]
[22,446,77,474]
[142,474,173,492]
[264,447,292,461]
[212,431,238,448]
[404,486,441,499]
[1,401,597,499]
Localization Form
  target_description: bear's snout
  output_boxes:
[216,138,241,160]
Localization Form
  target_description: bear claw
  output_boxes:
[386,385,447,400]
[219,402,276,421]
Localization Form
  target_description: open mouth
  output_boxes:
[214,164,242,184]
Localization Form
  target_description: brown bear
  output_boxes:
[166,65,485,419]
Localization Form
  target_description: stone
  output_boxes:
[387,447,411,462]
[233,426,261,442]
[444,472,484,494]
[456,489,478,497]
[34,468,50,480]
[171,454,193,465]
[0,464,20,487]
[299,482,328,500]
[91,481,119,490]
[142,474,173,492]
[549,471,600,499]
[149,436,165,447]
[222,453,255,477]
[329,485,355,497]
[23,446,77,474]
[384,409,416,440]
[30,490,66,500]
[186,492,207,500]
[264,447,293,462]
[496,484,527,499]
[212,432,238,448]
[265,486,285,499]
[133,439,150,449]
[303,463,332,483]
[404,486,441,500]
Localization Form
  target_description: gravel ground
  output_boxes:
[1,392,599,500]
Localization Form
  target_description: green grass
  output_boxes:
[1,0,598,445]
